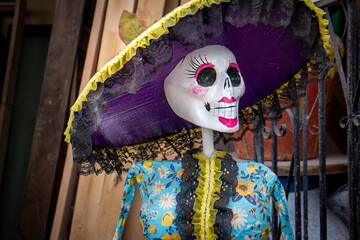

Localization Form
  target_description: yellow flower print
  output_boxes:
[136,173,144,182]
[119,217,126,228]
[162,233,181,240]
[236,179,255,196]
[143,160,153,171]
[140,219,144,232]
[261,222,271,239]
[161,211,175,226]
[176,168,184,177]
[246,165,258,174]
[149,224,157,234]
[129,177,135,187]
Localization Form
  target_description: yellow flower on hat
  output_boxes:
[236,179,255,196]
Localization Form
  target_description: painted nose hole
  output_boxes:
[224,77,231,89]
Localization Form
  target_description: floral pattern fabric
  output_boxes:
[113,152,293,240]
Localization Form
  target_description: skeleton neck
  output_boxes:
[202,127,214,159]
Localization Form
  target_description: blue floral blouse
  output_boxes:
[114,151,294,240]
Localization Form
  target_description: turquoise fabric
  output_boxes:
[114,155,293,240]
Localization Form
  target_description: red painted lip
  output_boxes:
[218,97,236,103]
[218,117,238,128]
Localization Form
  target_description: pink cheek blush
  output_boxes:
[240,84,246,95]
[189,82,209,97]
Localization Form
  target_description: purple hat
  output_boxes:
[65,0,330,175]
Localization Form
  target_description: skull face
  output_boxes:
[164,45,245,133]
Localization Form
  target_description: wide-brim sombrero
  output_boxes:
[65,0,330,175]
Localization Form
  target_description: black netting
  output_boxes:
[76,129,202,175]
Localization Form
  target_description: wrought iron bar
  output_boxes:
[324,8,350,106]
[285,154,295,200]
[302,90,309,240]
[276,153,295,240]
[293,96,302,240]
[318,45,327,240]
[346,0,358,239]
[270,112,279,240]
[271,114,278,176]
[253,114,264,163]
[259,126,264,164]
[253,121,258,162]
[314,24,329,240]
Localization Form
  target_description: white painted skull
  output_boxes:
[164,45,245,133]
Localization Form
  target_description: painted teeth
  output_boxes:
[205,102,237,118]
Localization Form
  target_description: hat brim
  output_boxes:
[65,0,330,175]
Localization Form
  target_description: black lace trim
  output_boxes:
[214,153,239,239]
[175,151,239,239]
[75,129,202,175]
[175,150,201,240]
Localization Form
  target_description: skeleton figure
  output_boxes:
[114,45,294,240]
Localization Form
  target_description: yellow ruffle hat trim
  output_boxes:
[192,151,226,239]
[64,0,329,144]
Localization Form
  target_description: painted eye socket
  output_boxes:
[187,57,216,87]
[196,67,217,87]
[227,63,241,87]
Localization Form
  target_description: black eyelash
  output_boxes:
[186,54,210,79]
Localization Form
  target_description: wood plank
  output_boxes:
[49,58,79,240]
[0,2,16,12]
[70,0,171,239]
[164,0,180,15]
[96,0,135,68]
[122,182,144,239]
[0,0,25,189]
[69,1,136,239]
[16,0,85,239]
[180,0,191,5]
[136,0,166,27]
[49,2,108,238]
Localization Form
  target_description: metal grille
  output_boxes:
[249,1,359,239]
